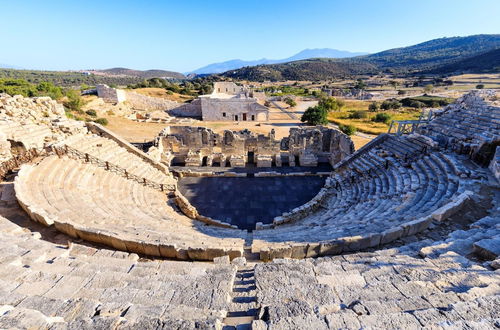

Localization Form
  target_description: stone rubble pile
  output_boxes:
[0,94,88,161]
[418,90,500,157]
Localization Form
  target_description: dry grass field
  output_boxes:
[130,88,194,102]
[327,100,421,135]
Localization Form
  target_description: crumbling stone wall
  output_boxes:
[124,90,179,111]
[155,125,353,168]
[213,82,245,95]
[168,99,202,118]
[0,93,88,155]
[96,84,126,103]
[417,90,499,158]
[96,84,179,111]
[287,126,354,166]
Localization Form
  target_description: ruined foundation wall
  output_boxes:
[96,84,179,111]
[168,99,202,118]
[156,125,353,167]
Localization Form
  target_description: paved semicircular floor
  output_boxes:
[177,176,326,230]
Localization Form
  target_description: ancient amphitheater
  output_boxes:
[0,90,499,329]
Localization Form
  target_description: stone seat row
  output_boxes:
[0,213,236,329]
[252,185,500,327]
[252,139,466,260]
[418,97,500,151]
[252,245,500,329]
[61,134,175,186]
[14,156,246,260]
[0,120,53,150]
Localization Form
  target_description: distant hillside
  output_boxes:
[220,34,500,81]
[428,48,500,74]
[190,48,368,74]
[362,34,500,72]
[223,58,378,81]
[97,67,185,79]
[0,68,146,87]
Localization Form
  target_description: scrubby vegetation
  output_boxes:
[380,100,402,110]
[284,97,297,107]
[301,105,328,125]
[0,69,145,87]
[349,111,368,119]
[372,113,392,124]
[0,78,64,99]
[400,95,455,108]
[93,118,109,126]
[318,96,345,111]
[127,77,213,96]
[338,124,357,135]
[259,85,310,96]
[327,99,421,135]
[301,96,346,125]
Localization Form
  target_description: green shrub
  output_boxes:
[85,109,97,117]
[381,100,402,110]
[372,113,392,124]
[339,124,357,135]
[401,96,454,107]
[368,102,379,112]
[93,118,109,126]
[64,89,84,112]
[0,78,64,99]
[318,96,344,112]
[407,100,425,108]
[284,97,297,107]
[301,105,328,125]
[348,110,368,119]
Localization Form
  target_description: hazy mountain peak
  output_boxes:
[190,48,368,74]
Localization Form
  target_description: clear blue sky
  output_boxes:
[1,0,499,72]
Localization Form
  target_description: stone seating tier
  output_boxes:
[14,156,246,261]
[0,213,236,329]
[252,134,471,260]
[417,92,500,153]
[61,134,176,186]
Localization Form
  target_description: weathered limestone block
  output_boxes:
[299,152,318,167]
[432,191,473,221]
[319,240,344,256]
[380,226,404,245]
[174,192,198,218]
[489,146,500,181]
[229,155,245,167]
[256,154,273,167]
[473,238,500,260]
[402,216,432,236]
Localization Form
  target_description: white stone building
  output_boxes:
[199,82,269,121]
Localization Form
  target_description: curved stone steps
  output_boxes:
[14,156,246,260]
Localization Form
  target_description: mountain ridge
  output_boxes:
[96,67,185,79]
[190,48,368,74]
[220,34,500,81]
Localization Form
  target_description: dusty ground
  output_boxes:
[102,99,372,150]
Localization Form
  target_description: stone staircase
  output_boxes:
[223,266,259,329]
